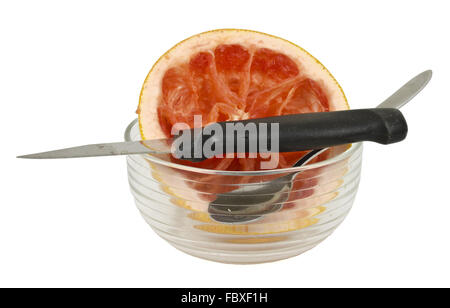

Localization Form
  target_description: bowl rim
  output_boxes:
[124,119,362,176]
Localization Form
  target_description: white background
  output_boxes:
[1,0,449,288]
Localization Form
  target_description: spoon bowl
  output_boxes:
[209,148,328,223]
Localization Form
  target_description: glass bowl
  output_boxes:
[125,119,362,264]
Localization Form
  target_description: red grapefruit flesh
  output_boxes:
[156,44,333,172]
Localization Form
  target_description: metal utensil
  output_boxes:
[208,147,328,224]
[208,70,432,224]
[16,139,173,159]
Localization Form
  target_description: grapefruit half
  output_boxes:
[137,29,349,234]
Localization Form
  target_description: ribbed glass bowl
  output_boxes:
[125,119,362,264]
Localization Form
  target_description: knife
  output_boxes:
[17,70,431,160]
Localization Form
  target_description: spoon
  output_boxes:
[208,147,328,223]
[208,70,432,224]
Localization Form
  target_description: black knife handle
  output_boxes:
[174,108,407,161]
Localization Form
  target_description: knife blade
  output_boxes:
[17,139,172,159]
[17,70,431,160]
